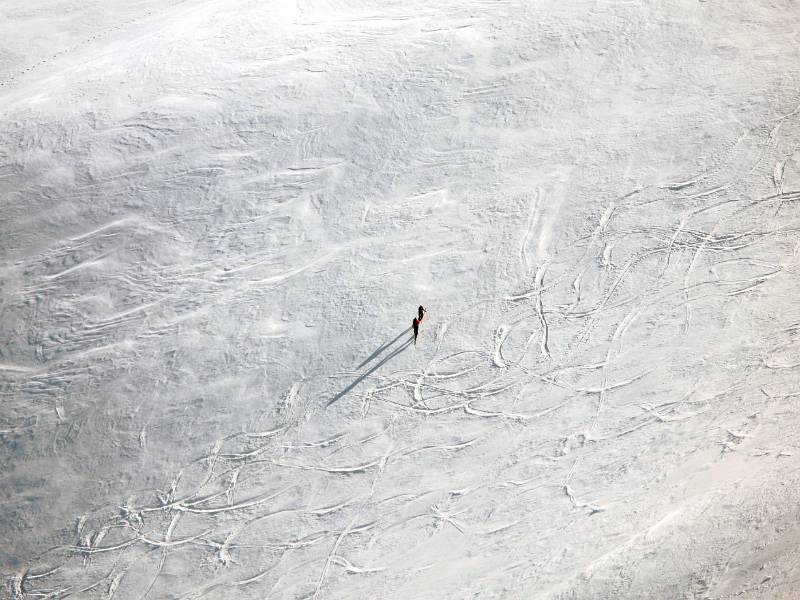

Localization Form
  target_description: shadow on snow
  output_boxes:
[328,327,413,407]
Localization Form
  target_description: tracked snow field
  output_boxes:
[3,0,800,598]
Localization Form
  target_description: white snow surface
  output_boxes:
[3,1,800,598]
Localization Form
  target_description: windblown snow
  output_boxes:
[3,1,800,598]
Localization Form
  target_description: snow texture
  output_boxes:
[2,0,800,598]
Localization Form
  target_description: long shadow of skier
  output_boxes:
[329,332,413,407]
[357,327,412,369]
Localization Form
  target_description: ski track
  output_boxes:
[4,1,800,599]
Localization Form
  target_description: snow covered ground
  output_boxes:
[3,0,800,597]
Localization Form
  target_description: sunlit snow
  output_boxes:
[3,1,800,598]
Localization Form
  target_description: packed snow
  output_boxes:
[3,0,800,598]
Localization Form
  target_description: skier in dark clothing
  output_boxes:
[413,306,426,344]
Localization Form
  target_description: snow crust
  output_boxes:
[3,0,800,598]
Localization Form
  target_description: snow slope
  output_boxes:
[3,0,800,598]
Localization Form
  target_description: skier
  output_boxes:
[413,305,426,344]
